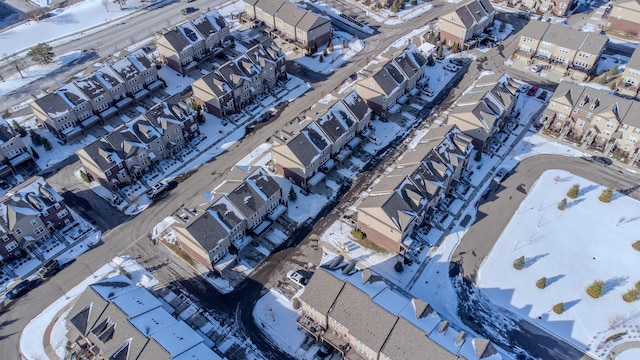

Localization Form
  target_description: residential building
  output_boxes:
[438,0,495,48]
[298,266,501,360]
[356,125,473,254]
[355,45,427,118]
[540,82,640,164]
[515,21,607,81]
[607,0,640,37]
[192,39,286,117]
[0,177,75,262]
[0,116,33,178]
[156,9,230,74]
[74,72,120,122]
[65,275,223,360]
[507,0,574,17]
[447,73,517,152]
[170,167,284,272]
[76,95,199,191]
[271,90,371,188]
[616,46,640,98]
[243,0,331,50]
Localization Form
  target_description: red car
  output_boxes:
[526,86,539,96]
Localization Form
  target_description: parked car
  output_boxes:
[315,344,333,359]
[444,63,459,72]
[450,58,464,66]
[537,91,547,100]
[181,7,197,15]
[591,156,613,165]
[531,64,543,73]
[494,167,508,182]
[6,280,33,299]
[422,89,434,97]
[526,86,539,96]
[146,180,169,199]
[287,270,308,286]
[38,259,61,279]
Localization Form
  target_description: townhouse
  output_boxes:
[540,82,640,165]
[438,0,495,48]
[356,125,473,254]
[0,177,75,262]
[515,21,607,81]
[506,0,574,17]
[156,9,230,74]
[298,266,501,360]
[615,46,640,98]
[607,0,640,37]
[76,95,199,191]
[192,39,286,118]
[169,167,283,272]
[355,45,427,118]
[0,116,33,178]
[243,0,332,51]
[447,72,517,152]
[270,90,372,188]
[66,275,222,360]
[30,49,162,142]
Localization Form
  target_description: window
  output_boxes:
[1,235,8,242]
[105,169,112,176]
[30,219,37,226]
[628,136,637,143]
[34,226,44,235]
[5,241,18,252]
[57,210,69,219]
[43,210,49,216]
[54,203,61,209]
[15,229,22,235]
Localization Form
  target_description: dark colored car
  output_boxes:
[6,280,33,299]
[592,156,613,165]
[526,86,539,96]
[38,259,61,279]
[537,91,547,100]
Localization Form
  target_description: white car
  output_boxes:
[287,270,308,286]
[494,168,508,183]
[531,64,543,73]
[444,63,459,72]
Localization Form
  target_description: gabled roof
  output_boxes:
[296,12,330,32]
[159,28,192,53]
[274,1,306,27]
[626,46,640,71]
[255,0,285,14]
[299,266,345,315]
[285,131,320,167]
[33,92,72,119]
[74,73,109,100]
[520,21,607,54]
[381,317,458,360]
[341,90,371,122]
[192,10,227,38]
[181,209,230,251]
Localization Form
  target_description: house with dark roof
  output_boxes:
[0,177,75,262]
[447,73,516,152]
[156,9,230,74]
[515,21,607,81]
[66,275,223,360]
[0,116,33,178]
[540,82,640,164]
[438,0,495,48]
[192,39,286,118]
[243,0,331,51]
[355,45,427,118]
[109,49,162,101]
[298,266,501,360]
[76,95,199,191]
[170,167,283,272]
[356,125,473,254]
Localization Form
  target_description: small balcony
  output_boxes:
[297,315,323,340]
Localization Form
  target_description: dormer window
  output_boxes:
[106,155,114,163]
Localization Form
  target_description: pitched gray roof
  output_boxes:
[381,317,458,360]
[255,0,285,15]
[521,21,607,54]
[34,93,73,118]
[342,91,370,121]
[299,267,345,315]
[286,132,319,166]
[296,12,330,32]
[226,181,265,218]
[626,46,640,71]
[519,20,551,40]
[246,168,281,199]
[274,1,306,27]
[316,112,347,143]
[329,282,398,353]
[161,28,191,53]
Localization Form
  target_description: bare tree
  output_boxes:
[113,0,126,10]
[102,0,110,11]
[7,56,25,79]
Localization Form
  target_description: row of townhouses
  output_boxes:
[541,81,640,165]
[356,125,474,254]
[170,167,285,272]
[299,267,502,360]
[191,38,287,118]
[30,49,163,143]
[0,177,76,262]
[354,45,428,118]
[615,46,640,99]
[155,9,231,75]
[501,0,573,17]
[438,0,496,49]
[0,116,34,178]
[66,275,223,360]
[271,90,372,189]
[243,0,332,51]
[607,0,640,37]
[515,20,607,81]
[76,94,200,191]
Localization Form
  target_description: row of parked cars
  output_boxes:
[5,259,62,300]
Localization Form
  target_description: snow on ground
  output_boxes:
[20,256,156,360]
[291,32,365,74]
[478,169,640,354]
[252,288,318,359]
[286,185,330,224]
[594,53,629,76]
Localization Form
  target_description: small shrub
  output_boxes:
[599,185,614,203]
[632,241,640,251]
[623,289,640,302]
[351,228,365,240]
[513,256,525,270]
[587,280,604,298]
[536,277,547,289]
[394,261,403,272]
[636,281,640,291]
[292,297,301,309]
[288,187,297,202]
[567,184,579,199]
[558,198,567,210]
[605,332,626,343]
[42,138,52,151]
[552,302,564,314]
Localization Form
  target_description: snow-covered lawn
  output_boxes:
[478,169,640,355]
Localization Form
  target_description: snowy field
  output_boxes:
[478,169,640,355]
